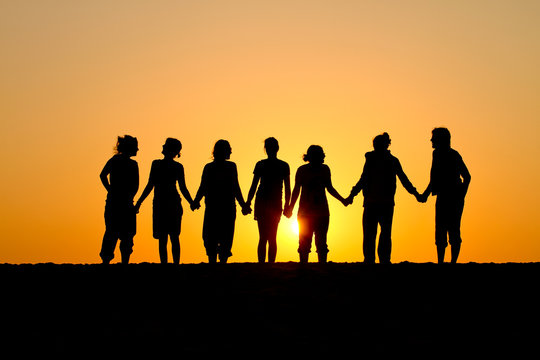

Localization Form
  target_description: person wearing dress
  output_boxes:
[192,140,251,263]
[135,138,195,265]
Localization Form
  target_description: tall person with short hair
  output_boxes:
[246,137,291,263]
[418,128,471,264]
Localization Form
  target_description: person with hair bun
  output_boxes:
[284,145,348,263]
[99,135,139,264]
[135,138,195,265]
[192,139,251,263]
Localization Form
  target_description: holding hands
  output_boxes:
[415,191,429,203]
[190,200,201,211]
[241,202,252,216]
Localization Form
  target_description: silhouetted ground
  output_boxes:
[1,262,538,358]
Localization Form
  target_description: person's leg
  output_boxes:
[170,235,180,265]
[219,214,236,264]
[435,197,449,264]
[257,218,269,263]
[266,216,280,263]
[449,198,465,264]
[100,230,118,264]
[314,216,330,263]
[158,235,169,264]
[362,206,378,264]
[298,216,314,263]
[377,206,394,264]
[119,235,134,264]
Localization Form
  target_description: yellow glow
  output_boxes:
[290,217,300,236]
[1,1,540,264]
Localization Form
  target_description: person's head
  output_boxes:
[431,127,451,149]
[115,135,138,157]
[303,145,325,164]
[373,132,391,152]
[212,139,232,161]
[162,138,182,158]
[264,137,279,158]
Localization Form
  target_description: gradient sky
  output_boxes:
[1,0,539,264]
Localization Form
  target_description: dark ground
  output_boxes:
[1,262,539,358]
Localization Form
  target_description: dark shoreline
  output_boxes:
[2,262,539,357]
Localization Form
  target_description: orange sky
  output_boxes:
[1,1,539,263]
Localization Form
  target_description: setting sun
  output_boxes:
[1,1,539,264]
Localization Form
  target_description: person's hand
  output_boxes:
[241,204,252,216]
[134,202,141,214]
[343,196,353,206]
[416,193,428,203]
[283,205,292,218]
[190,200,201,211]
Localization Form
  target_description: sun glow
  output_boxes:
[290,217,299,235]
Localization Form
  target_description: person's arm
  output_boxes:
[395,159,419,198]
[99,160,111,192]
[231,163,250,215]
[135,162,155,212]
[283,171,291,211]
[246,165,260,207]
[459,156,471,198]
[325,167,347,206]
[419,153,434,203]
[177,164,194,207]
[284,167,301,218]
[346,158,368,204]
[192,165,208,210]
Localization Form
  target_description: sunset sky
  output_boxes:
[1,0,539,264]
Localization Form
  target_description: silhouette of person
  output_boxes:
[99,135,139,264]
[192,140,251,263]
[418,127,471,264]
[284,145,348,263]
[135,138,195,265]
[345,132,420,264]
[246,137,291,263]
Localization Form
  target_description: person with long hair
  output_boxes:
[135,138,195,264]
[246,137,291,263]
[99,135,139,264]
[192,140,251,263]
[284,145,348,263]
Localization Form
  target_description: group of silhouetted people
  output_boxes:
[100,127,470,265]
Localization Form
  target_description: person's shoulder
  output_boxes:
[450,148,462,158]
[277,159,289,167]
[225,160,238,170]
